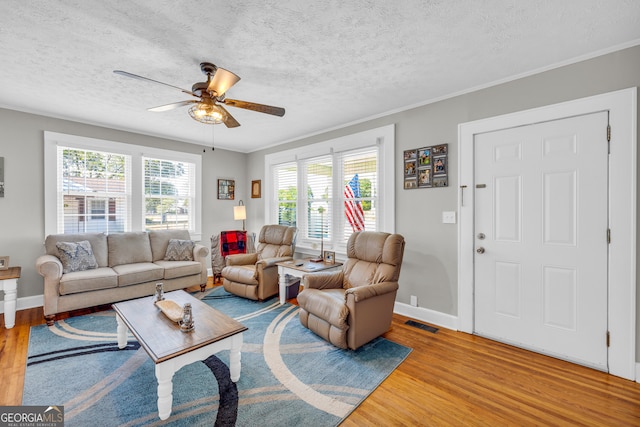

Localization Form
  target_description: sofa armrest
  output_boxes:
[35,255,63,280]
[193,244,209,262]
[345,280,399,303]
[226,253,258,266]
[303,270,344,290]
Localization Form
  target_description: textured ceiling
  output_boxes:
[1,1,639,152]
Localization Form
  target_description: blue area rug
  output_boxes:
[23,287,411,426]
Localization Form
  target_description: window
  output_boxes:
[45,132,202,239]
[265,125,394,255]
[144,157,195,231]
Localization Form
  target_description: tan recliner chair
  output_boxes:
[221,225,297,300]
[297,231,405,350]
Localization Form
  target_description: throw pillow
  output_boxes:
[56,240,99,274]
[164,239,195,261]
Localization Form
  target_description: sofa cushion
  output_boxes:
[149,229,191,262]
[45,232,108,267]
[55,240,99,274]
[154,260,202,279]
[108,232,152,267]
[164,239,195,261]
[112,262,164,287]
[59,267,118,295]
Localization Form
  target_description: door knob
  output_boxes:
[476,247,485,254]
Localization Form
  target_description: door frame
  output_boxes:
[458,88,637,380]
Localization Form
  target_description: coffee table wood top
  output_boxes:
[113,290,247,363]
[276,258,342,273]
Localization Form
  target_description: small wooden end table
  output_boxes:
[113,290,247,420]
[276,259,343,304]
[0,266,20,329]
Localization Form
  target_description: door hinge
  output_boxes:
[607,124,611,154]
[607,228,611,244]
[606,331,610,347]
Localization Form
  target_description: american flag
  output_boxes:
[344,174,365,232]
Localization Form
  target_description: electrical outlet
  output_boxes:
[442,211,456,224]
[410,295,418,307]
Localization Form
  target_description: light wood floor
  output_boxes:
[2,283,639,426]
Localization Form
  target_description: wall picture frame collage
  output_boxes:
[403,143,448,189]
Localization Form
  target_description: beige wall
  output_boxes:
[1,44,639,359]
[0,110,246,300]
[248,44,640,354]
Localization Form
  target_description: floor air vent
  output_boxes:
[405,320,438,333]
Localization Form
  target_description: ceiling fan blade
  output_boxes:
[207,68,240,96]
[113,70,196,97]
[218,105,240,128]
[223,99,285,117]
[148,100,197,112]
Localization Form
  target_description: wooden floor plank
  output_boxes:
[2,284,640,426]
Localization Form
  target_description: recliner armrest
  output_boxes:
[256,256,293,268]
[226,253,258,266]
[303,270,344,290]
[345,280,399,303]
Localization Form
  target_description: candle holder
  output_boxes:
[180,302,195,332]
[154,283,165,303]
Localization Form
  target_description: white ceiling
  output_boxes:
[1,1,639,153]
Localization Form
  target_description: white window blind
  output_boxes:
[274,162,297,227]
[340,148,377,244]
[266,123,394,257]
[58,146,130,234]
[143,157,196,231]
[45,131,202,239]
[303,156,333,242]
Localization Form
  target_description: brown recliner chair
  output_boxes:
[221,225,297,300]
[297,231,405,350]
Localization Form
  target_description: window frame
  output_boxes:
[44,132,202,240]
[265,124,395,256]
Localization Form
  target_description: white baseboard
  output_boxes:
[636,363,640,383]
[393,302,459,331]
[0,294,44,313]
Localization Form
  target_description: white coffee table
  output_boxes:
[113,290,247,420]
[276,259,343,304]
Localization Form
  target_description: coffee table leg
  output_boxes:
[278,266,286,305]
[115,313,128,349]
[156,362,175,420]
[229,333,243,382]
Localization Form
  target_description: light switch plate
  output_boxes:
[442,211,456,224]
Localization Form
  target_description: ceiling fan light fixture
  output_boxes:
[188,101,226,124]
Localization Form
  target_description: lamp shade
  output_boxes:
[233,205,247,221]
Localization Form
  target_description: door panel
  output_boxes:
[474,112,608,370]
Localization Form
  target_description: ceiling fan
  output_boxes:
[113,62,285,128]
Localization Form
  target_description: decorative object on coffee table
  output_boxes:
[309,206,324,262]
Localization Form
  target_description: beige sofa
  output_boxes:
[36,229,209,325]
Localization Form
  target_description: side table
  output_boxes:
[276,259,343,304]
[0,266,20,329]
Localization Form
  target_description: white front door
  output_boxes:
[473,112,609,370]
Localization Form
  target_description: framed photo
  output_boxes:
[432,144,448,155]
[251,180,261,198]
[0,256,9,270]
[404,178,417,189]
[323,250,335,264]
[404,161,417,177]
[418,168,432,187]
[403,149,417,161]
[418,148,431,166]
[217,179,235,200]
[433,157,447,175]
